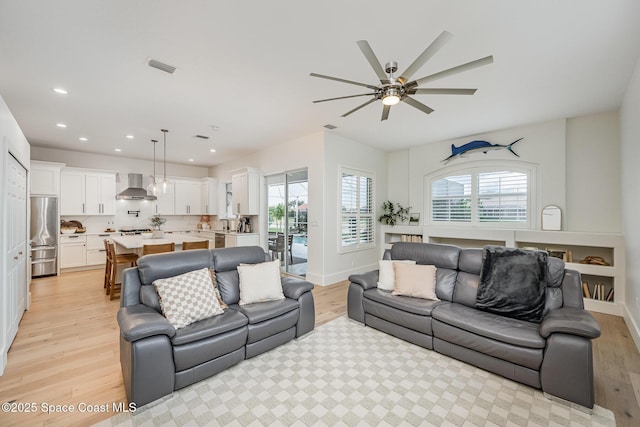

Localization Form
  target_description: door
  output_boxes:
[5,154,28,349]
[266,169,308,277]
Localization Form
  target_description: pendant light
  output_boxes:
[161,129,168,193]
[149,139,158,195]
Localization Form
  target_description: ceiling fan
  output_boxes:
[310,31,493,121]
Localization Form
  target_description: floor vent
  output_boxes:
[323,124,337,130]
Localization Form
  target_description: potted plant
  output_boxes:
[378,201,410,226]
[150,216,167,238]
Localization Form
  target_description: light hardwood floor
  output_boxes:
[0,269,638,426]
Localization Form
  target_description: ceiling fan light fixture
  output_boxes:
[382,88,401,106]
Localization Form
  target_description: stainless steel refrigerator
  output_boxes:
[30,196,58,277]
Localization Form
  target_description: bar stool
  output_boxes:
[182,240,209,250]
[142,242,175,255]
[104,240,138,300]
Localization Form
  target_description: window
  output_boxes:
[428,163,533,227]
[340,167,374,252]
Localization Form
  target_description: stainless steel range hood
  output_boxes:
[116,173,157,200]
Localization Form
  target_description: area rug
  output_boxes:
[96,317,615,426]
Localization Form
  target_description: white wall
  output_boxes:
[209,131,388,285]
[322,132,388,285]
[0,94,30,375]
[566,111,621,232]
[390,119,567,230]
[210,132,326,284]
[620,55,640,348]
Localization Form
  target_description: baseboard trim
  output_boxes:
[623,305,640,353]
[306,263,378,286]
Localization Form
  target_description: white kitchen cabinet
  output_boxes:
[60,170,85,215]
[60,168,116,215]
[60,235,87,268]
[30,161,64,195]
[85,234,109,266]
[201,177,218,215]
[225,233,259,248]
[174,178,202,215]
[85,173,116,214]
[232,168,259,215]
[155,181,175,215]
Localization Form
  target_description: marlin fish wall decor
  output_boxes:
[441,137,524,164]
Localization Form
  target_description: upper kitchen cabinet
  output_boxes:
[154,180,175,215]
[30,161,64,196]
[232,168,259,215]
[60,168,116,215]
[201,177,218,215]
[174,178,203,215]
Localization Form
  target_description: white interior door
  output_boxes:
[5,154,28,350]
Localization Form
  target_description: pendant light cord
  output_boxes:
[161,129,168,193]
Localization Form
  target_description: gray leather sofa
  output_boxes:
[117,246,315,407]
[348,242,601,409]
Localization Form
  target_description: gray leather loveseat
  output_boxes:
[117,246,315,407]
[348,242,601,408]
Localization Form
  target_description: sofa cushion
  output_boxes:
[392,263,439,301]
[171,308,248,346]
[432,303,545,349]
[377,260,416,291]
[476,246,547,323]
[235,298,299,324]
[137,250,212,285]
[364,288,443,316]
[212,246,269,305]
[238,260,285,305]
[154,268,224,329]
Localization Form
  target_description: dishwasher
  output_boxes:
[215,233,225,248]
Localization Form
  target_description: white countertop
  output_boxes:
[110,233,210,249]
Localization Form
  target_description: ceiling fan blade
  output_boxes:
[310,73,379,90]
[412,55,494,86]
[402,96,434,115]
[341,98,378,117]
[398,31,453,83]
[410,88,477,95]
[313,93,377,103]
[381,104,391,121]
[356,40,390,84]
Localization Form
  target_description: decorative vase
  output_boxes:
[152,230,164,239]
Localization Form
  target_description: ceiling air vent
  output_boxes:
[194,134,210,140]
[148,58,177,75]
[323,124,338,130]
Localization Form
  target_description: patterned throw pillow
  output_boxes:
[153,268,224,329]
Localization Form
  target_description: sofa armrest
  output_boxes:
[540,307,601,339]
[281,276,314,300]
[348,270,379,290]
[117,305,176,342]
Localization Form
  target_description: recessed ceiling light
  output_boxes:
[114,148,122,152]
[53,88,68,95]
[210,125,219,130]
[79,137,88,142]
[209,149,216,153]
[188,158,194,162]
[125,134,134,139]
[56,123,67,128]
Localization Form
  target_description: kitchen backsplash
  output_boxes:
[61,199,202,233]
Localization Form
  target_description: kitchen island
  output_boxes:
[110,233,211,255]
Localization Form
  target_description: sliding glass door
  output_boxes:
[266,169,308,277]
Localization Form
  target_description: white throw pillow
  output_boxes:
[238,260,284,305]
[153,267,224,329]
[377,260,417,291]
[392,263,440,301]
